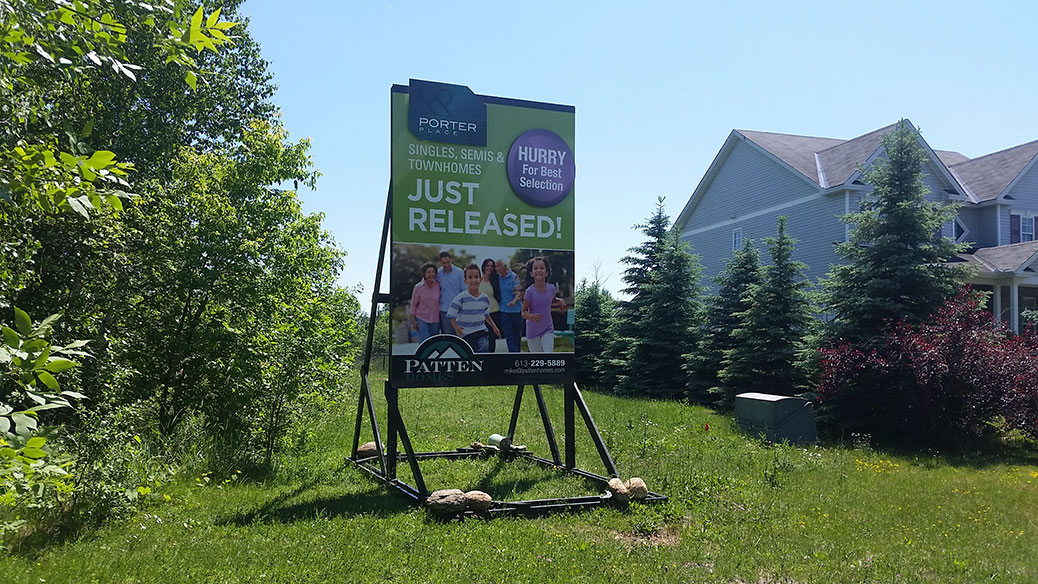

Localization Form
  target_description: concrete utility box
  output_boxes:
[734,393,817,444]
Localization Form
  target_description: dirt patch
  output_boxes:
[612,527,681,548]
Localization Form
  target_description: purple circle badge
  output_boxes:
[506,129,575,208]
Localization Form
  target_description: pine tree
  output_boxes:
[824,120,969,344]
[686,238,763,407]
[606,198,703,398]
[574,275,616,388]
[719,216,815,398]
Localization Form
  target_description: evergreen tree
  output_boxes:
[824,120,969,344]
[719,216,815,398]
[607,198,703,398]
[686,238,763,407]
[574,275,617,388]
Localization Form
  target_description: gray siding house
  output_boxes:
[675,120,1038,332]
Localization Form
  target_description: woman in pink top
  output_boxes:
[521,256,566,352]
[410,262,441,342]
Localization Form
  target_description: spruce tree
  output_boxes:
[719,216,815,398]
[574,275,617,388]
[607,198,703,398]
[824,120,969,344]
[686,238,763,407]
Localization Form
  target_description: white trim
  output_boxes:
[1011,280,1020,332]
[993,284,1002,324]
[815,152,829,188]
[732,228,743,251]
[953,216,970,244]
[682,191,823,236]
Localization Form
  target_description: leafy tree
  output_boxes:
[823,120,969,344]
[719,216,815,398]
[686,237,762,408]
[573,273,616,389]
[607,198,703,398]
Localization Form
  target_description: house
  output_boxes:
[675,120,1038,332]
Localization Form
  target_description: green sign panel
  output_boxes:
[389,80,575,387]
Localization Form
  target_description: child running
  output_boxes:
[521,256,565,353]
[447,263,502,353]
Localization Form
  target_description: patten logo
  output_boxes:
[408,79,487,147]
[403,335,485,383]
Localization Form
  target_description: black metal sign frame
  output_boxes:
[350,187,665,516]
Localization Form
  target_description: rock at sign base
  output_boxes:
[426,489,466,516]
[464,490,493,512]
[355,441,378,459]
[626,477,648,500]
[606,477,630,503]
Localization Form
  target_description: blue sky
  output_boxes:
[242,0,1038,299]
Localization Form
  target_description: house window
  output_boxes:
[1023,217,1035,242]
[732,228,743,251]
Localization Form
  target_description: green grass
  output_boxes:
[2,377,1037,583]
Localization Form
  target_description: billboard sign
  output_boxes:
[389,80,575,387]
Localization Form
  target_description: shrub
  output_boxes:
[817,288,1038,447]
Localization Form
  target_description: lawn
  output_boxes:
[2,376,1036,583]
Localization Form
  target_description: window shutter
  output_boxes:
[1011,214,1021,243]
[1034,217,1037,240]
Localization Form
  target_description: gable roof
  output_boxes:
[967,240,1038,272]
[734,130,843,185]
[736,123,969,191]
[948,140,1038,202]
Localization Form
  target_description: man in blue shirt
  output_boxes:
[496,258,523,352]
[436,251,465,336]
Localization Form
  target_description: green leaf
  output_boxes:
[85,150,116,169]
[2,326,18,348]
[80,120,95,138]
[26,391,47,406]
[46,358,77,373]
[33,312,62,336]
[190,6,204,30]
[68,197,90,217]
[61,390,88,400]
[14,307,31,335]
[22,339,47,353]
[206,7,222,28]
[37,370,59,390]
[26,436,45,449]
[185,70,197,90]
[106,194,124,211]
[23,447,46,459]
[11,413,37,436]
[0,447,15,459]
[59,151,78,167]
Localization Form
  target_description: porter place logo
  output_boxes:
[408,79,487,147]
[403,335,485,381]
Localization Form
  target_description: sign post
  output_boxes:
[351,80,664,515]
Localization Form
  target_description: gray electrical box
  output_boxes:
[735,393,817,444]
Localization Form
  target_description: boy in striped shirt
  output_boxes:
[448,264,503,353]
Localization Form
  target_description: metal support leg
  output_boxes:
[533,384,561,465]
[387,381,427,496]
[572,383,618,477]
[507,385,525,440]
[564,382,575,469]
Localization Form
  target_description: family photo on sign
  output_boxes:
[393,246,573,354]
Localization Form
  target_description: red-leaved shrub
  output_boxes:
[817,288,1038,447]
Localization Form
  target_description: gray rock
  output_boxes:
[606,477,630,503]
[426,489,466,516]
[626,477,648,499]
[355,441,378,459]
[464,490,493,512]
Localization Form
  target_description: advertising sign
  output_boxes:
[390,80,575,387]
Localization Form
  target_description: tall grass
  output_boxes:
[2,375,1036,583]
